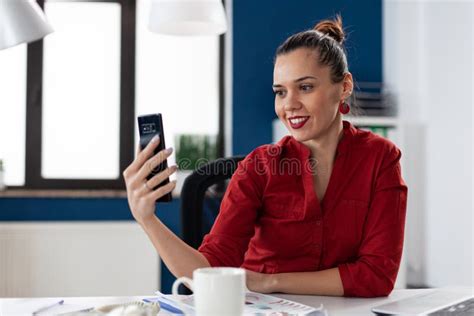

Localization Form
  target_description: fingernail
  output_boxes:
[151,135,160,143]
[165,147,173,154]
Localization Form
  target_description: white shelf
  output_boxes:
[345,116,399,127]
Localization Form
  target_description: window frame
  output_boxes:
[11,0,226,190]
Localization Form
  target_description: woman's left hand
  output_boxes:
[246,270,277,293]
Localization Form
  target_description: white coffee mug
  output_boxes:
[172,267,246,316]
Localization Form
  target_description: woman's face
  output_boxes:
[273,48,350,142]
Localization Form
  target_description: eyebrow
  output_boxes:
[272,76,318,88]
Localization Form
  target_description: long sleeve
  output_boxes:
[198,151,265,267]
[338,145,408,297]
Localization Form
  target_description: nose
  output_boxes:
[283,92,302,111]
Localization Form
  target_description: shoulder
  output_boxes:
[242,135,295,162]
[232,143,275,180]
[348,126,405,190]
[349,127,403,183]
[352,127,401,162]
[234,136,298,179]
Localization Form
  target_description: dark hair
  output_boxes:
[275,15,348,84]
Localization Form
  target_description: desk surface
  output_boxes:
[1,288,473,316]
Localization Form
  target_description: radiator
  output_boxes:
[0,222,159,297]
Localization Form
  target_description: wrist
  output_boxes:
[138,213,159,230]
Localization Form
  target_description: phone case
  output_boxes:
[138,113,172,203]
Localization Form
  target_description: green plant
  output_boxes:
[175,134,217,170]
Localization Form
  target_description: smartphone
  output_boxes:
[137,113,172,203]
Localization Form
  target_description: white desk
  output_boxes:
[280,289,431,315]
[1,288,472,315]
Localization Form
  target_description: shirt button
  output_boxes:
[315,220,321,226]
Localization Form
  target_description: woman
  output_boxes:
[123,16,407,298]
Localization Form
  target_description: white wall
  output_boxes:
[0,222,159,297]
[384,0,473,287]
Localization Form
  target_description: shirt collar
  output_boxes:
[276,120,356,158]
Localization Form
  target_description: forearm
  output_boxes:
[272,267,344,296]
[141,215,211,279]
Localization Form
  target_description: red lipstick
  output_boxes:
[288,116,310,129]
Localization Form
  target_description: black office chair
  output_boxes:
[176,156,245,294]
[180,155,245,250]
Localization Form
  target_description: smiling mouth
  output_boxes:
[288,116,310,129]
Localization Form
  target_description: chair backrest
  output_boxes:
[180,156,245,249]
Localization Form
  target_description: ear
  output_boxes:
[341,72,353,101]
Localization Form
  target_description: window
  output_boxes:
[21,0,135,189]
[1,0,225,190]
[135,0,222,171]
[0,44,27,186]
[42,1,122,180]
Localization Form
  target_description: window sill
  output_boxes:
[0,171,194,199]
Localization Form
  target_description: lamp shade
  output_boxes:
[0,0,53,50]
[148,0,227,36]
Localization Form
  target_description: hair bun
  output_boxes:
[314,15,345,45]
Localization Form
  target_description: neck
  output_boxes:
[303,117,344,163]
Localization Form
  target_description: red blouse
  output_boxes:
[198,121,408,297]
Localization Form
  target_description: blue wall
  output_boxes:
[232,0,382,155]
[0,0,382,294]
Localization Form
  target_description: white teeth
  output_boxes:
[289,117,308,124]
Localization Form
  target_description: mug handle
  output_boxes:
[171,276,194,313]
[172,276,194,295]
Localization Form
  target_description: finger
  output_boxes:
[136,147,173,181]
[147,165,178,190]
[148,180,177,201]
[136,143,141,156]
[123,144,142,179]
[138,165,177,195]
[129,136,161,172]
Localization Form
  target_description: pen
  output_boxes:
[32,299,64,315]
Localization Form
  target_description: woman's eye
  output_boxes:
[273,90,285,97]
[301,84,313,91]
